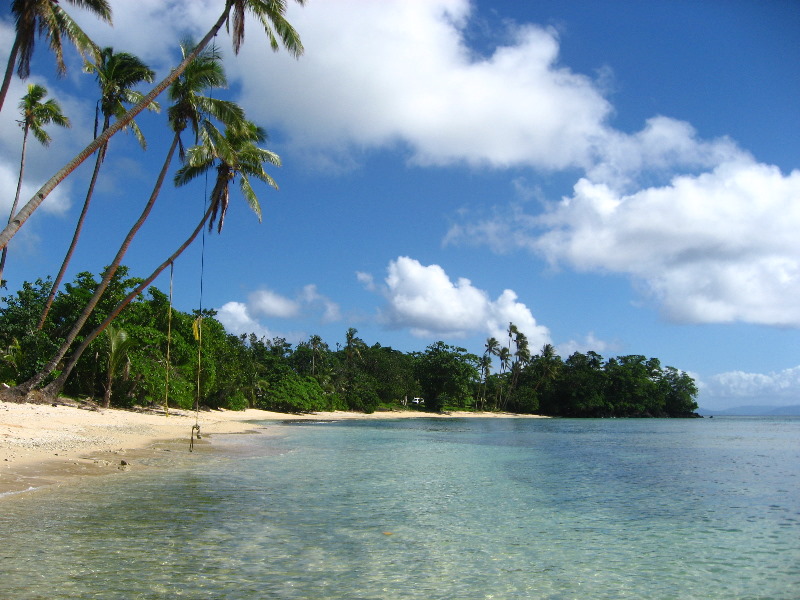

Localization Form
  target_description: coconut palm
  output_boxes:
[495,345,511,409]
[532,343,561,392]
[101,323,132,407]
[0,0,112,112]
[506,331,530,410]
[308,334,324,377]
[0,83,70,283]
[37,47,157,329]
[24,43,242,393]
[0,0,305,251]
[37,119,280,398]
[480,336,500,409]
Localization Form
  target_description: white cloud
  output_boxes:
[300,284,341,323]
[216,301,273,339]
[216,284,341,336]
[233,0,611,170]
[74,0,218,71]
[588,116,743,190]
[534,159,800,325]
[371,256,550,346]
[556,332,614,358]
[701,366,800,408]
[248,289,299,318]
[450,157,800,327]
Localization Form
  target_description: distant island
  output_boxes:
[699,405,800,417]
[2,270,698,418]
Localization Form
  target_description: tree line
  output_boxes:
[0,270,699,417]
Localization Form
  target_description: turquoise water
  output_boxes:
[1,417,798,599]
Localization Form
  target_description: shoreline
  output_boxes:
[1,401,545,497]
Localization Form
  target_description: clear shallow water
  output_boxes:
[1,417,798,599]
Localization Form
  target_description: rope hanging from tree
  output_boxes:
[163,261,174,417]
[189,37,219,452]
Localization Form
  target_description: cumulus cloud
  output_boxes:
[365,256,550,346]
[556,332,615,358]
[701,366,800,408]
[73,0,217,70]
[216,285,341,336]
[449,157,800,327]
[535,159,800,325]
[233,0,611,170]
[248,289,299,319]
[300,284,342,323]
[216,301,273,339]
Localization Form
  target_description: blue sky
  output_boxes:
[1,0,799,410]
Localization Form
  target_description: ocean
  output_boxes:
[1,416,798,599]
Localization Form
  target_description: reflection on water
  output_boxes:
[1,417,798,599]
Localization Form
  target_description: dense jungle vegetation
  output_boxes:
[0,269,699,417]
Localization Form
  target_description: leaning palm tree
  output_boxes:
[0,83,70,283]
[37,47,157,329]
[25,43,242,391]
[0,0,111,112]
[0,0,305,251]
[36,119,280,398]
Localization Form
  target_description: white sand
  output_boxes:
[0,401,544,496]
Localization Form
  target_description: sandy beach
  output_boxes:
[0,401,544,497]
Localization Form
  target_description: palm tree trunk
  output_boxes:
[0,36,21,114]
[103,371,113,408]
[40,201,215,398]
[0,122,29,282]
[24,132,181,391]
[0,2,233,250]
[37,122,109,330]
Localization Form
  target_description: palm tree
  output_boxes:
[0,0,305,251]
[480,336,499,409]
[478,353,491,411]
[37,119,280,398]
[37,47,157,329]
[0,83,70,283]
[102,324,132,407]
[308,334,324,377]
[506,331,530,410]
[495,346,511,410]
[24,43,241,392]
[0,0,112,112]
[533,343,561,392]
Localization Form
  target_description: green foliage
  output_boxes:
[0,276,699,417]
[0,278,60,383]
[259,372,328,413]
[414,341,480,412]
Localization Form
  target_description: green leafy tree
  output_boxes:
[0,83,70,283]
[661,366,699,416]
[553,351,608,416]
[0,0,111,112]
[360,343,419,406]
[414,341,479,412]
